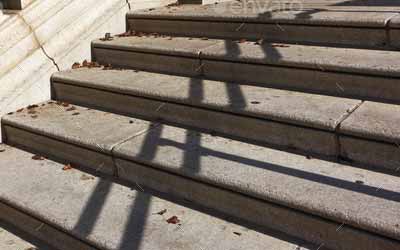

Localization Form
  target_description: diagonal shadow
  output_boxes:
[72,179,112,238]
[117,122,161,250]
[158,137,400,203]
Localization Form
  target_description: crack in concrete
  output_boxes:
[17,12,60,72]
[333,100,364,161]
[384,13,400,48]
[126,0,132,10]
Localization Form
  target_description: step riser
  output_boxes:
[92,47,400,104]
[3,125,399,250]
[128,19,393,50]
[51,81,400,172]
[52,82,337,157]
[0,202,96,250]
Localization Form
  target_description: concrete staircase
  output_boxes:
[2,1,400,250]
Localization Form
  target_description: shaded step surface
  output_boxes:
[50,68,400,170]
[51,68,361,157]
[92,36,400,103]
[0,144,316,250]
[127,0,400,49]
[0,220,55,250]
[2,103,400,250]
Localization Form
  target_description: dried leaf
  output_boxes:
[16,108,24,112]
[62,164,73,171]
[32,155,45,161]
[82,60,89,67]
[66,106,76,112]
[166,216,180,224]
[28,110,37,114]
[72,112,80,116]
[72,62,81,69]
[233,232,242,236]
[27,104,39,109]
[31,115,38,119]
[156,209,167,215]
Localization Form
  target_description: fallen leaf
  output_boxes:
[32,155,45,161]
[72,62,81,69]
[166,216,180,224]
[16,108,24,112]
[233,232,242,236]
[31,115,38,119]
[72,112,80,116]
[155,209,167,215]
[27,104,39,109]
[66,106,76,112]
[82,60,89,67]
[7,112,13,115]
[62,164,73,171]
[28,110,37,114]
[0,149,5,153]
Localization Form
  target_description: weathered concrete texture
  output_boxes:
[0,0,175,142]
[51,68,361,156]
[0,145,315,250]
[129,1,399,26]
[2,103,154,174]
[128,19,388,48]
[339,101,400,170]
[91,36,400,103]
[340,101,400,144]
[52,69,360,131]
[3,104,400,250]
[390,29,400,48]
[127,1,400,48]
[0,221,49,250]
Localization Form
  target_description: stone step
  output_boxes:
[127,0,400,49]
[0,220,56,250]
[0,145,315,250]
[92,36,400,104]
[51,68,400,171]
[51,68,361,158]
[2,103,400,250]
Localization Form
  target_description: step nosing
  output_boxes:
[5,125,400,242]
[52,78,336,132]
[126,14,391,28]
[92,42,400,78]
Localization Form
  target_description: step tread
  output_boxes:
[0,145,314,250]
[127,1,400,27]
[93,36,400,77]
[3,103,400,240]
[52,68,361,131]
[341,101,400,144]
[0,221,53,250]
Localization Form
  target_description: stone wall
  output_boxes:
[0,0,174,141]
